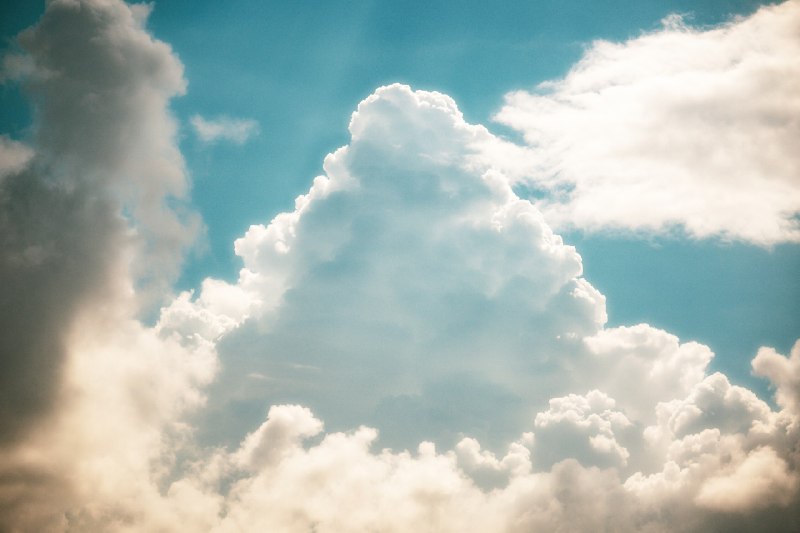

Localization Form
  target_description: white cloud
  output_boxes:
[1,1,799,531]
[695,447,799,511]
[752,340,800,421]
[171,81,799,530]
[495,1,800,245]
[193,83,606,451]
[191,114,260,144]
[583,325,714,423]
[533,390,633,468]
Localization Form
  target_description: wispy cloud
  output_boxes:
[496,2,800,245]
[191,114,260,144]
[0,135,33,177]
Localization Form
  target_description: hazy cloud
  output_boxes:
[191,114,260,144]
[0,0,211,529]
[0,136,32,178]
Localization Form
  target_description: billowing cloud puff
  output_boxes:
[496,1,800,245]
[190,83,612,450]
[583,325,714,422]
[533,390,633,469]
[752,340,800,421]
[0,135,32,178]
[174,78,798,529]
[191,114,260,144]
[1,1,799,532]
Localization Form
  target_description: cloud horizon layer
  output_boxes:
[0,1,798,531]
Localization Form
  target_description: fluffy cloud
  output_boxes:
[1,1,798,532]
[752,340,800,421]
[191,83,608,451]
[533,390,633,469]
[495,1,800,245]
[582,325,714,422]
[191,114,260,144]
[175,79,798,529]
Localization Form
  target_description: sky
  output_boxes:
[0,0,799,531]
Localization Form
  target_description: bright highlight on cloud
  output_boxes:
[191,114,260,144]
[0,1,798,532]
[496,2,800,245]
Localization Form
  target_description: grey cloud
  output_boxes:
[1,0,197,517]
[17,0,197,298]
[0,167,121,443]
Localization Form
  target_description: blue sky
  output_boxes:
[1,0,799,530]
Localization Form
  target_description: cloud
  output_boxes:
[533,390,633,469]
[1,1,798,532]
[752,340,800,422]
[495,2,800,245]
[695,446,798,512]
[0,0,212,529]
[172,81,798,530]
[0,0,198,445]
[191,114,260,144]
[188,83,607,450]
[0,136,33,179]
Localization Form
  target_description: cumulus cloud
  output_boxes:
[1,1,798,532]
[190,83,607,450]
[172,79,798,529]
[533,390,633,469]
[695,446,798,512]
[191,114,260,144]
[495,1,800,245]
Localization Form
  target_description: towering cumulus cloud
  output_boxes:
[1,1,798,531]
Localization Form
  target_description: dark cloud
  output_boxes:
[0,168,121,442]
[0,0,194,443]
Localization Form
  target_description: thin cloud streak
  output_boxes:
[191,114,260,144]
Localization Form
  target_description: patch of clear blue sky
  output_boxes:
[1,0,795,396]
